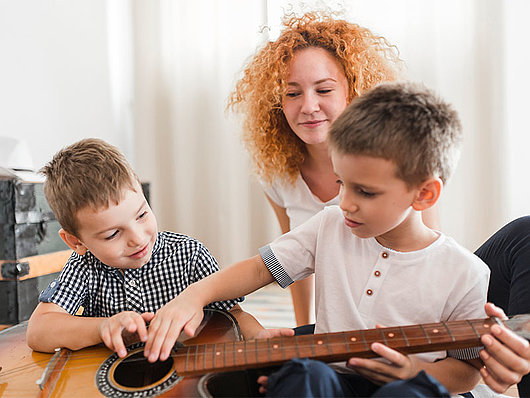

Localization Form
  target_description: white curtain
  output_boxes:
[132,0,529,267]
[133,0,280,266]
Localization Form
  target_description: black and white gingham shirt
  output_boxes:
[40,231,242,316]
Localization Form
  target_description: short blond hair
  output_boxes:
[41,138,138,235]
[328,82,462,187]
[228,11,401,184]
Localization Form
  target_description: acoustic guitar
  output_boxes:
[1,309,529,397]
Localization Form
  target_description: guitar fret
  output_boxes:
[223,342,226,368]
[419,324,431,344]
[203,343,207,370]
[442,322,455,342]
[212,343,216,368]
[325,333,332,354]
[244,339,248,364]
[310,335,317,357]
[233,341,236,367]
[185,346,190,372]
[360,330,369,350]
[467,320,480,339]
[399,326,410,347]
[378,328,388,345]
[194,344,198,372]
[342,332,349,352]
[294,336,300,358]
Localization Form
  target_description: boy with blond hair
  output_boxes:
[143,82,491,397]
[27,138,286,358]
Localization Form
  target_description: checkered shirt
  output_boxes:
[39,231,242,316]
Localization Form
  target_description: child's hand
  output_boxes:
[257,375,269,395]
[254,327,295,339]
[99,311,154,358]
[347,342,418,385]
[144,295,205,363]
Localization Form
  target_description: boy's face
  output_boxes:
[332,150,421,244]
[71,187,158,269]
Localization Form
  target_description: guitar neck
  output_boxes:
[173,317,500,376]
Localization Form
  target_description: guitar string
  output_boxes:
[0,326,486,377]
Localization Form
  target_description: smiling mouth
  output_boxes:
[129,243,149,258]
[300,120,326,126]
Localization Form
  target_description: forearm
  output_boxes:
[420,357,481,394]
[186,255,275,307]
[229,304,266,339]
[27,311,104,352]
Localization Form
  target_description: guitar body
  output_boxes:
[0,309,247,397]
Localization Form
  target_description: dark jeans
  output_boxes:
[475,216,530,397]
[265,358,450,397]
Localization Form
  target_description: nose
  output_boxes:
[339,189,358,214]
[301,92,320,114]
[127,227,144,247]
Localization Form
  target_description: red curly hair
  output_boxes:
[228,12,402,184]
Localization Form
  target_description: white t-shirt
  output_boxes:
[259,206,490,363]
[262,174,339,229]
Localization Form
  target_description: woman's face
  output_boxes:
[282,47,349,148]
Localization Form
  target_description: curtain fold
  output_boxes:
[133,0,279,266]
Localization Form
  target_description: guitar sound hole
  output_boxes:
[113,352,174,388]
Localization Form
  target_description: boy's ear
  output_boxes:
[59,228,87,255]
[412,178,442,211]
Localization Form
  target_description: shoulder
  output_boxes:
[435,234,490,276]
[156,231,214,259]
[260,174,300,204]
[61,250,99,276]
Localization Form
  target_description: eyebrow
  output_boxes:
[95,201,146,236]
[287,78,338,86]
[334,172,380,191]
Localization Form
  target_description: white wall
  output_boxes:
[0,0,133,169]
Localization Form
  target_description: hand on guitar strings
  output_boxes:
[479,303,530,393]
[99,311,155,358]
[346,342,418,385]
[143,293,206,363]
[254,327,295,340]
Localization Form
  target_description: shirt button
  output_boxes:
[381,252,389,259]
[374,270,381,277]
[366,289,373,296]
[129,280,136,287]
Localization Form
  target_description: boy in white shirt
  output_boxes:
[143,82,490,397]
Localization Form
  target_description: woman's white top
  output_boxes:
[262,174,339,229]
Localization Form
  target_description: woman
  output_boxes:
[229,11,529,394]
[229,11,440,327]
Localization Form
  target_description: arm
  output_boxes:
[479,303,530,393]
[144,255,275,362]
[347,344,481,394]
[27,302,104,352]
[229,304,295,340]
[266,194,314,326]
[27,302,153,357]
[265,195,290,234]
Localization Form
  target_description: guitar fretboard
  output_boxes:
[172,317,498,376]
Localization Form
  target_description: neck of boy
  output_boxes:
[375,211,439,252]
